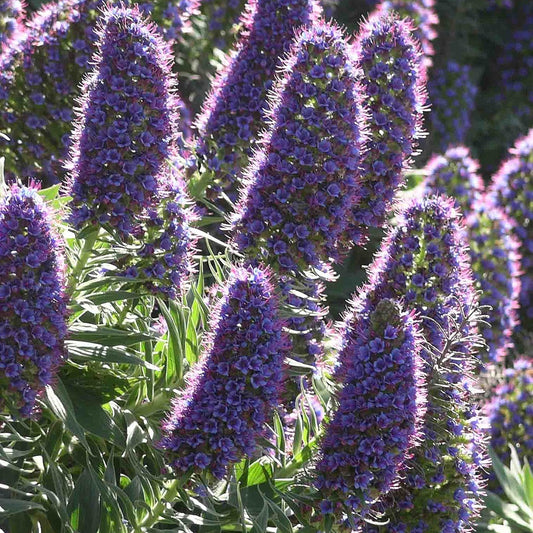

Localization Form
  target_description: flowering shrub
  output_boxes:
[194,0,322,203]
[489,129,533,320]
[0,184,67,418]
[349,11,426,233]
[486,358,533,470]
[160,265,287,478]
[314,298,426,528]
[428,62,478,151]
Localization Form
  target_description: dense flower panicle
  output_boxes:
[424,147,522,365]
[489,129,533,319]
[116,164,197,299]
[428,62,478,151]
[347,12,426,233]
[423,145,484,216]
[160,265,288,478]
[0,185,68,418]
[232,22,363,276]
[486,358,533,471]
[374,0,438,72]
[353,196,486,531]
[194,0,322,203]
[0,0,25,49]
[467,202,521,365]
[66,6,181,239]
[315,299,426,522]
[0,0,194,185]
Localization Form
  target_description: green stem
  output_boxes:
[136,478,181,531]
[70,229,99,289]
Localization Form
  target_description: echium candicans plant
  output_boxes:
[489,129,533,320]
[424,146,521,365]
[352,196,487,531]
[373,0,439,73]
[313,299,426,529]
[0,184,67,418]
[486,358,533,472]
[193,0,322,204]
[66,5,195,299]
[0,0,25,50]
[159,265,288,479]
[0,0,196,185]
[347,12,426,236]
[232,20,363,276]
[428,62,478,152]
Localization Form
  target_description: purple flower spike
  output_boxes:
[347,12,426,234]
[424,147,522,365]
[232,21,363,277]
[0,0,196,184]
[0,0,25,50]
[423,145,484,216]
[467,201,521,365]
[0,184,68,418]
[486,358,533,477]
[194,0,322,202]
[489,129,533,320]
[373,0,438,73]
[315,299,426,523]
[160,265,288,479]
[66,5,181,239]
[353,196,487,531]
[428,63,478,151]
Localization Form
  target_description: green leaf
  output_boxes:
[68,470,101,533]
[0,498,45,517]
[68,325,154,347]
[67,341,160,369]
[485,492,533,531]
[45,380,91,452]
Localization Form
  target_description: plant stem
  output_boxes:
[136,478,181,531]
[70,229,99,288]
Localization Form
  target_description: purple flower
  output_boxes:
[351,196,487,530]
[160,265,288,478]
[315,299,425,524]
[373,0,439,73]
[428,63,478,151]
[489,129,533,320]
[423,145,484,216]
[194,0,322,202]
[0,185,68,418]
[0,0,196,185]
[232,21,363,276]
[66,6,195,298]
[486,358,533,483]
[346,12,426,236]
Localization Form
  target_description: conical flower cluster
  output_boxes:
[424,146,521,365]
[373,0,439,72]
[423,145,483,215]
[428,62,478,151]
[232,21,363,276]
[354,197,486,531]
[66,6,194,298]
[490,129,533,319]
[0,185,68,418]
[160,265,288,479]
[194,0,322,203]
[0,0,194,184]
[348,12,426,234]
[486,358,533,471]
[315,299,425,526]
[0,0,25,49]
